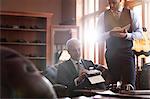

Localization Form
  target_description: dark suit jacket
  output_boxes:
[57,59,105,92]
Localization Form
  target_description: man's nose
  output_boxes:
[77,50,79,54]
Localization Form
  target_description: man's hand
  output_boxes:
[76,68,88,84]
[110,29,127,38]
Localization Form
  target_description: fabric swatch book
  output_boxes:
[111,24,131,32]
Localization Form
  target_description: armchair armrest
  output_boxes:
[53,84,68,98]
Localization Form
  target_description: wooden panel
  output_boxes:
[61,0,76,25]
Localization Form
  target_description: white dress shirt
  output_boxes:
[70,58,82,72]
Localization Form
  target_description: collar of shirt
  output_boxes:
[111,10,121,18]
[70,58,81,71]
[70,58,82,64]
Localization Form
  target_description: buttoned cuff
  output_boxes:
[74,78,78,86]
[126,33,134,40]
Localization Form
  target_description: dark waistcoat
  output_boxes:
[104,8,133,52]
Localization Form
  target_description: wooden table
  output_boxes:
[73,89,150,99]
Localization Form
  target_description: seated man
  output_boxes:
[57,38,106,97]
[0,46,57,98]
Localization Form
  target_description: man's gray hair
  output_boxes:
[66,38,80,50]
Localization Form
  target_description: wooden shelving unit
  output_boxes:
[0,11,53,71]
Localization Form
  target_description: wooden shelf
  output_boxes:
[0,27,46,32]
[26,57,46,60]
[0,42,46,46]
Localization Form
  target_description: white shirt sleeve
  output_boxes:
[96,12,110,41]
[126,10,143,40]
[74,78,78,86]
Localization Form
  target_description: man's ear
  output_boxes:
[67,50,71,55]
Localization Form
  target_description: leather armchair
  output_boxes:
[43,65,69,98]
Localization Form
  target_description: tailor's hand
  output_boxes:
[110,29,127,38]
